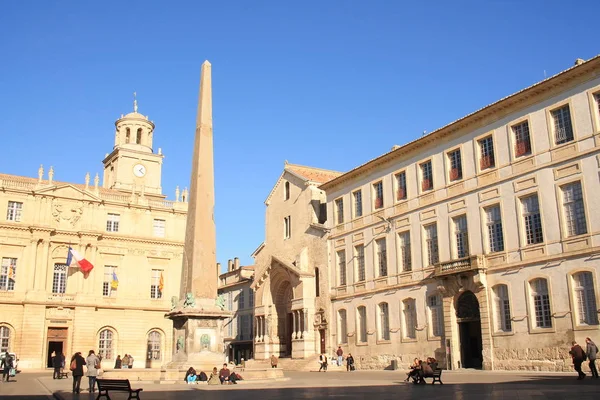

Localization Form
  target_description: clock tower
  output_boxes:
[102,97,164,197]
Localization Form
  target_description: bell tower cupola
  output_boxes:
[102,93,165,197]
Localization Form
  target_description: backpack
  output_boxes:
[70,359,77,371]
[94,358,101,369]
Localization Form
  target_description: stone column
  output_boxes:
[299,310,304,339]
[303,309,309,338]
[292,311,297,339]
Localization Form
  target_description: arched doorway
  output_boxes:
[456,291,483,369]
[272,280,293,356]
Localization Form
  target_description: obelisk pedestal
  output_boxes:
[162,61,231,378]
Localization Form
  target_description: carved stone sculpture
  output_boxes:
[215,294,226,310]
[176,336,184,352]
[183,293,196,308]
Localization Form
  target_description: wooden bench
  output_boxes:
[96,379,143,400]
[58,370,69,379]
[421,368,443,385]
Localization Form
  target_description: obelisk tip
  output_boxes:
[202,60,211,67]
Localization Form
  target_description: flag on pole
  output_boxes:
[66,247,94,273]
[111,271,119,289]
[158,272,164,293]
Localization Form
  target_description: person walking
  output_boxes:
[336,346,344,367]
[1,352,13,382]
[52,352,61,379]
[346,353,355,371]
[569,341,587,380]
[586,337,598,379]
[69,352,86,393]
[270,354,278,368]
[128,354,134,369]
[85,350,100,393]
[318,353,328,372]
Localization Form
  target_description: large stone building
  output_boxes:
[218,258,254,364]
[319,56,600,371]
[251,163,341,360]
[0,103,188,369]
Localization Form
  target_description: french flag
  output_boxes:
[66,247,94,273]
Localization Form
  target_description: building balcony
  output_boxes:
[434,255,486,277]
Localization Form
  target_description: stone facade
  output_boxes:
[251,163,341,360]
[0,105,188,369]
[218,258,254,364]
[319,56,600,371]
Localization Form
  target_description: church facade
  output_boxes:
[319,57,600,371]
[0,104,188,369]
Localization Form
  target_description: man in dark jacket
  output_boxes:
[346,353,355,371]
[585,337,598,378]
[569,341,587,380]
[1,352,13,382]
[52,352,62,379]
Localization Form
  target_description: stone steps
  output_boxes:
[247,356,347,372]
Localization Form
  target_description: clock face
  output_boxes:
[133,164,146,177]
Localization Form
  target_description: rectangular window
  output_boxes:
[153,219,166,237]
[338,310,348,344]
[337,250,346,286]
[373,181,384,209]
[335,198,344,225]
[238,289,245,309]
[531,279,552,328]
[227,317,233,337]
[574,272,599,325]
[357,306,367,343]
[403,299,417,339]
[485,205,504,253]
[448,149,462,181]
[595,93,600,118]
[355,245,365,282]
[395,171,407,200]
[52,264,67,294]
[106,213,120,232]
[562,182,587,237]
[284,216,292,239]
[398,231,411,272]
[0,258,17,291]
[453,215,469,259]
[375,238,387,277]
[379,303,390,341]
[552,105,574,145]
[512,121,532,157]
[150,269,163,299]
[425,224,439,266]
[353,190,363,218]
[227,292,233,311]
[428,295,443,337]
[103,266,117,297]
[421,161,433,191]
[522,195,543,245]
[479,136,495,170]
[6,201,23,222]
[493,284,512,332]
[249,288,254,308]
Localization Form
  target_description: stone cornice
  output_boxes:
[320,55,600,191]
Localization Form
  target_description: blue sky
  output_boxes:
[0,1,598,269]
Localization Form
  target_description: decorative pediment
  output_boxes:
[35,184,101,202]
[251,254,313,290]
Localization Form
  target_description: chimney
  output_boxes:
[234,257,240,270]
[574,58,585,66]
[216,262,221,273]
[227,259,233,271]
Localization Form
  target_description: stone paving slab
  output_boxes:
[34,370,600,400]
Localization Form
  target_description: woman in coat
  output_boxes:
[207,367,220,385]
[85,350,100,393]
[70,352,86,393]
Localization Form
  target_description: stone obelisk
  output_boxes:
[163,61,230,374]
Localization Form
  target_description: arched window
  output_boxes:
[125,128,131,144]
[147,331,161,360]
[573,272,598,326]
[357,306,367,343]
[402,298,417,339]
[493,285,512,332]
[0,326,10,353]
[98,329,114,359]
[530,278,552,328]
[136,128,142,144]
[284,181,290,200]
[337,309,347,344]
[378,302,390,341]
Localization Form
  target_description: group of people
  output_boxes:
[317,347,355,372]
[184,363,242,385]
[51,352,66,379]
[405,357,438,384]
[570,337,598,380]
[68,350,102,393]
[1,352,16,382]
[113,354,134,369]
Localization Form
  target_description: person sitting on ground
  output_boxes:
[405,358,420,382]
[219,363,237,384]
[207,367,220,385]
[346,353,355,371]
[114,355,122,369]
[184,367,197,384]
[198,370,208,382]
